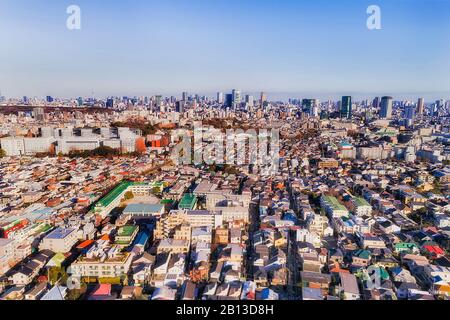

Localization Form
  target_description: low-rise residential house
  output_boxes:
[164,254,186,288]
[338,273,361,300]
[352,249,371,268]
[300,271,331,294]
[131,252,155,286]
[24,282,47,300]
[390,267,417,284]
[393,242,420,255]
[424,265,450,285]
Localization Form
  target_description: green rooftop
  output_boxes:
[96,181,134,209]
[375,128,398,137]
[117,225,138,237]
[394,242,418,251]
[323,196,347,211]
[178,194,198,210]
[37,224,53,234]
[352,197,370,207]
[353,249,371,260]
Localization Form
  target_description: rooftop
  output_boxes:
[352,197,371,207]
[178,194,198,210]
[96,181,133,208]
[123,203,164,214]
[323,196,347,211]
[117,225,138,237]
[45,227,76,240]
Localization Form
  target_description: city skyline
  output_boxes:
[1,0,450,100]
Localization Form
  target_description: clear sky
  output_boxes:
[0,0,449,101]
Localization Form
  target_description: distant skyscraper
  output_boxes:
[302,99,312,113]
[106,98,114,108]
[175,101,184,113]
[154,95,162,109]
[340,96,352,119]
[33,107,45,121]
[46,96,54,103]
[260,92,267,106]
[436,99,445,108]
[405,105,415,120]
[302,99,319,116]
[372,97,380,109]
[417,97,424,115]
[232,89,241,106]
[77,97,83,106]
[182,92,188,102]
[217,92,224,104]
[245,95,254,107]
[380,96,393,119]
[225,94,233,108]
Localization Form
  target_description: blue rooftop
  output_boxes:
[123,203,164,214]
[32,208,54,215]
[134,231,150,247]
[46,227,75,239]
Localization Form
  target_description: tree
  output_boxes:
[0,149,6,158]
[48,267,63,285]
[124,191,134,200]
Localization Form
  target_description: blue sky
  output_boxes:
[0,0,449,101]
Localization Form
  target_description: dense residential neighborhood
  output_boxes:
[0,92,450,301]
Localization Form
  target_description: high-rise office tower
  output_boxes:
[245,95,254,107]
[182,92,188,102]
[232,89,241,106]
[217,92,224,104]
[155,95,162,108]
[380,96,393,119]
[405,105,415,120]
[106,98,114,108]
[225,94,233,108]
[372,97,380,109]
[311,99,319,117]
[302,99,319,117]
[340,96,352,119]
[417,98,424,115]
[405,105,415,127]
[260,92,267,106]
[175,101,184,113]
[46,96,54,103]
[302,99,312,114]
[436,99,445,108]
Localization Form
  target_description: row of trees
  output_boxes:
[66,146,122,158]
[111,120,157,135]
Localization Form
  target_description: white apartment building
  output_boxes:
[56,138,101,154]
[0,239,15,276]
[0,137,25,156]
[39,227,78,253]
[23,137,55,155]
[70,247,134,279]
[215,206,249,223]
[350,197,373,216]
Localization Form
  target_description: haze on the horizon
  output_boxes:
[0,0,449,101]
